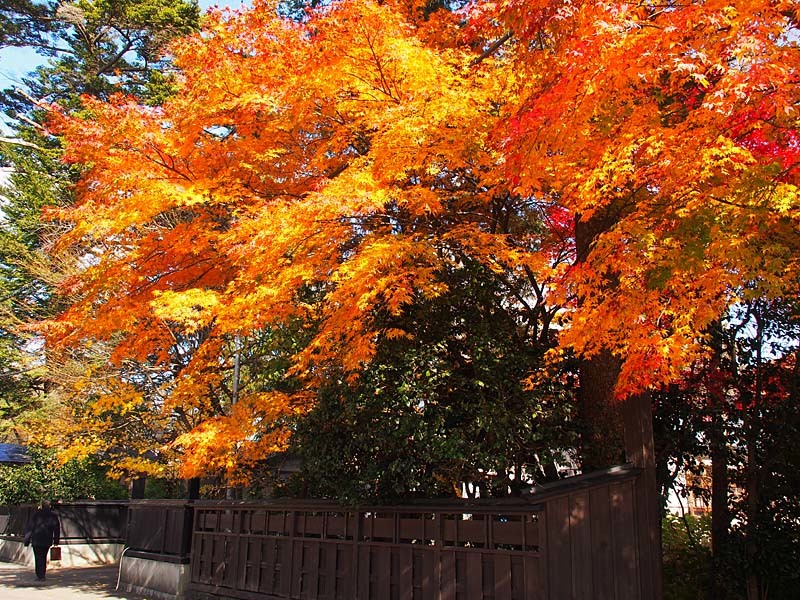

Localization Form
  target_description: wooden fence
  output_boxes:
[0,464,653,599]
[126,500,194,563]
[188,465,647,600]
[0,501,127,545]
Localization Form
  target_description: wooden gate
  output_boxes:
[188,465,647,600]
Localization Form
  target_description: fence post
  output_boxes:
[623,392,663,600]
[353,509,362,599]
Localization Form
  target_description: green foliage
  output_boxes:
[655,297,800,600]
[727,351,800,599]
[1,0,199,106]
[286,259,576,503]
[0,446,127,504]
[662,514,712,600]
[727,509,800,600]
[143,477,184,499]
[0,1,58,49]
[0,146,70,435]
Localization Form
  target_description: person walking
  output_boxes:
[23,500,60,581]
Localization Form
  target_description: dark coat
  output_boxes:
[24,508,60,548]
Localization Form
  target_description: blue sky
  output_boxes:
[0,1,249,89]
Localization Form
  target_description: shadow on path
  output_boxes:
[0,563,147,599]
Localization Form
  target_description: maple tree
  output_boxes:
[44,0,533,482]
[40,0,798,518]
[480,0,800,390]
[479,5,799,596]
[17,4,797,597]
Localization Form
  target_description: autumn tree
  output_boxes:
[476,0,800,385]
[45,0,542,483]
[39,4,800,597]
[469,3,799,596]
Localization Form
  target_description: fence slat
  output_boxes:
[421,547,436,600]
[464,552,482,600]
[493,553,512,598]
[589,485,615,599]
[440,550,457,600]
[395,546,414,600]
[545,495,572,599]
[372,546,391,599]
[570,492,592,600]
[260,538,276,595]
[278,538,293,596]
[357,543,371,599]
[611,480,640,600]
[334,543,352,600]
[523,555,545,600]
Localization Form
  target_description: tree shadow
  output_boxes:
[0,563,147,598]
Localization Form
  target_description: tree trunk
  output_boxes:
[745,311,764,600]
[578,351,663,600]
[744,403,762,600]
[744,418,761,600]
[187,477,201,500]
[578,351,625,470]
[575,209,662,599]
[131,476,146,499]
[710,405,730,600]
[574,212,625,472]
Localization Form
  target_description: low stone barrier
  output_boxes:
[116,500,194,600]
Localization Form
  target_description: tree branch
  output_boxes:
[0,136,49,151]
[471,31,513,67]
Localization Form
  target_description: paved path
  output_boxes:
[0,561,151,600]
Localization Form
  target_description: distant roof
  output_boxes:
[0,443,31,465]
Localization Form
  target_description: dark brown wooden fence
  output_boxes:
[189,465,648,600]
[0,501,127,545]
[126,500,194,562]
[0,465,653,598]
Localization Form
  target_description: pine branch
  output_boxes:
[0,136,49,151]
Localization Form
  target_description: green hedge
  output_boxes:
[0,447,127,504]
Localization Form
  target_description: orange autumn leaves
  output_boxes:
[45,0,520,478]
[487,0,800,393]
[44,0,800,477]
